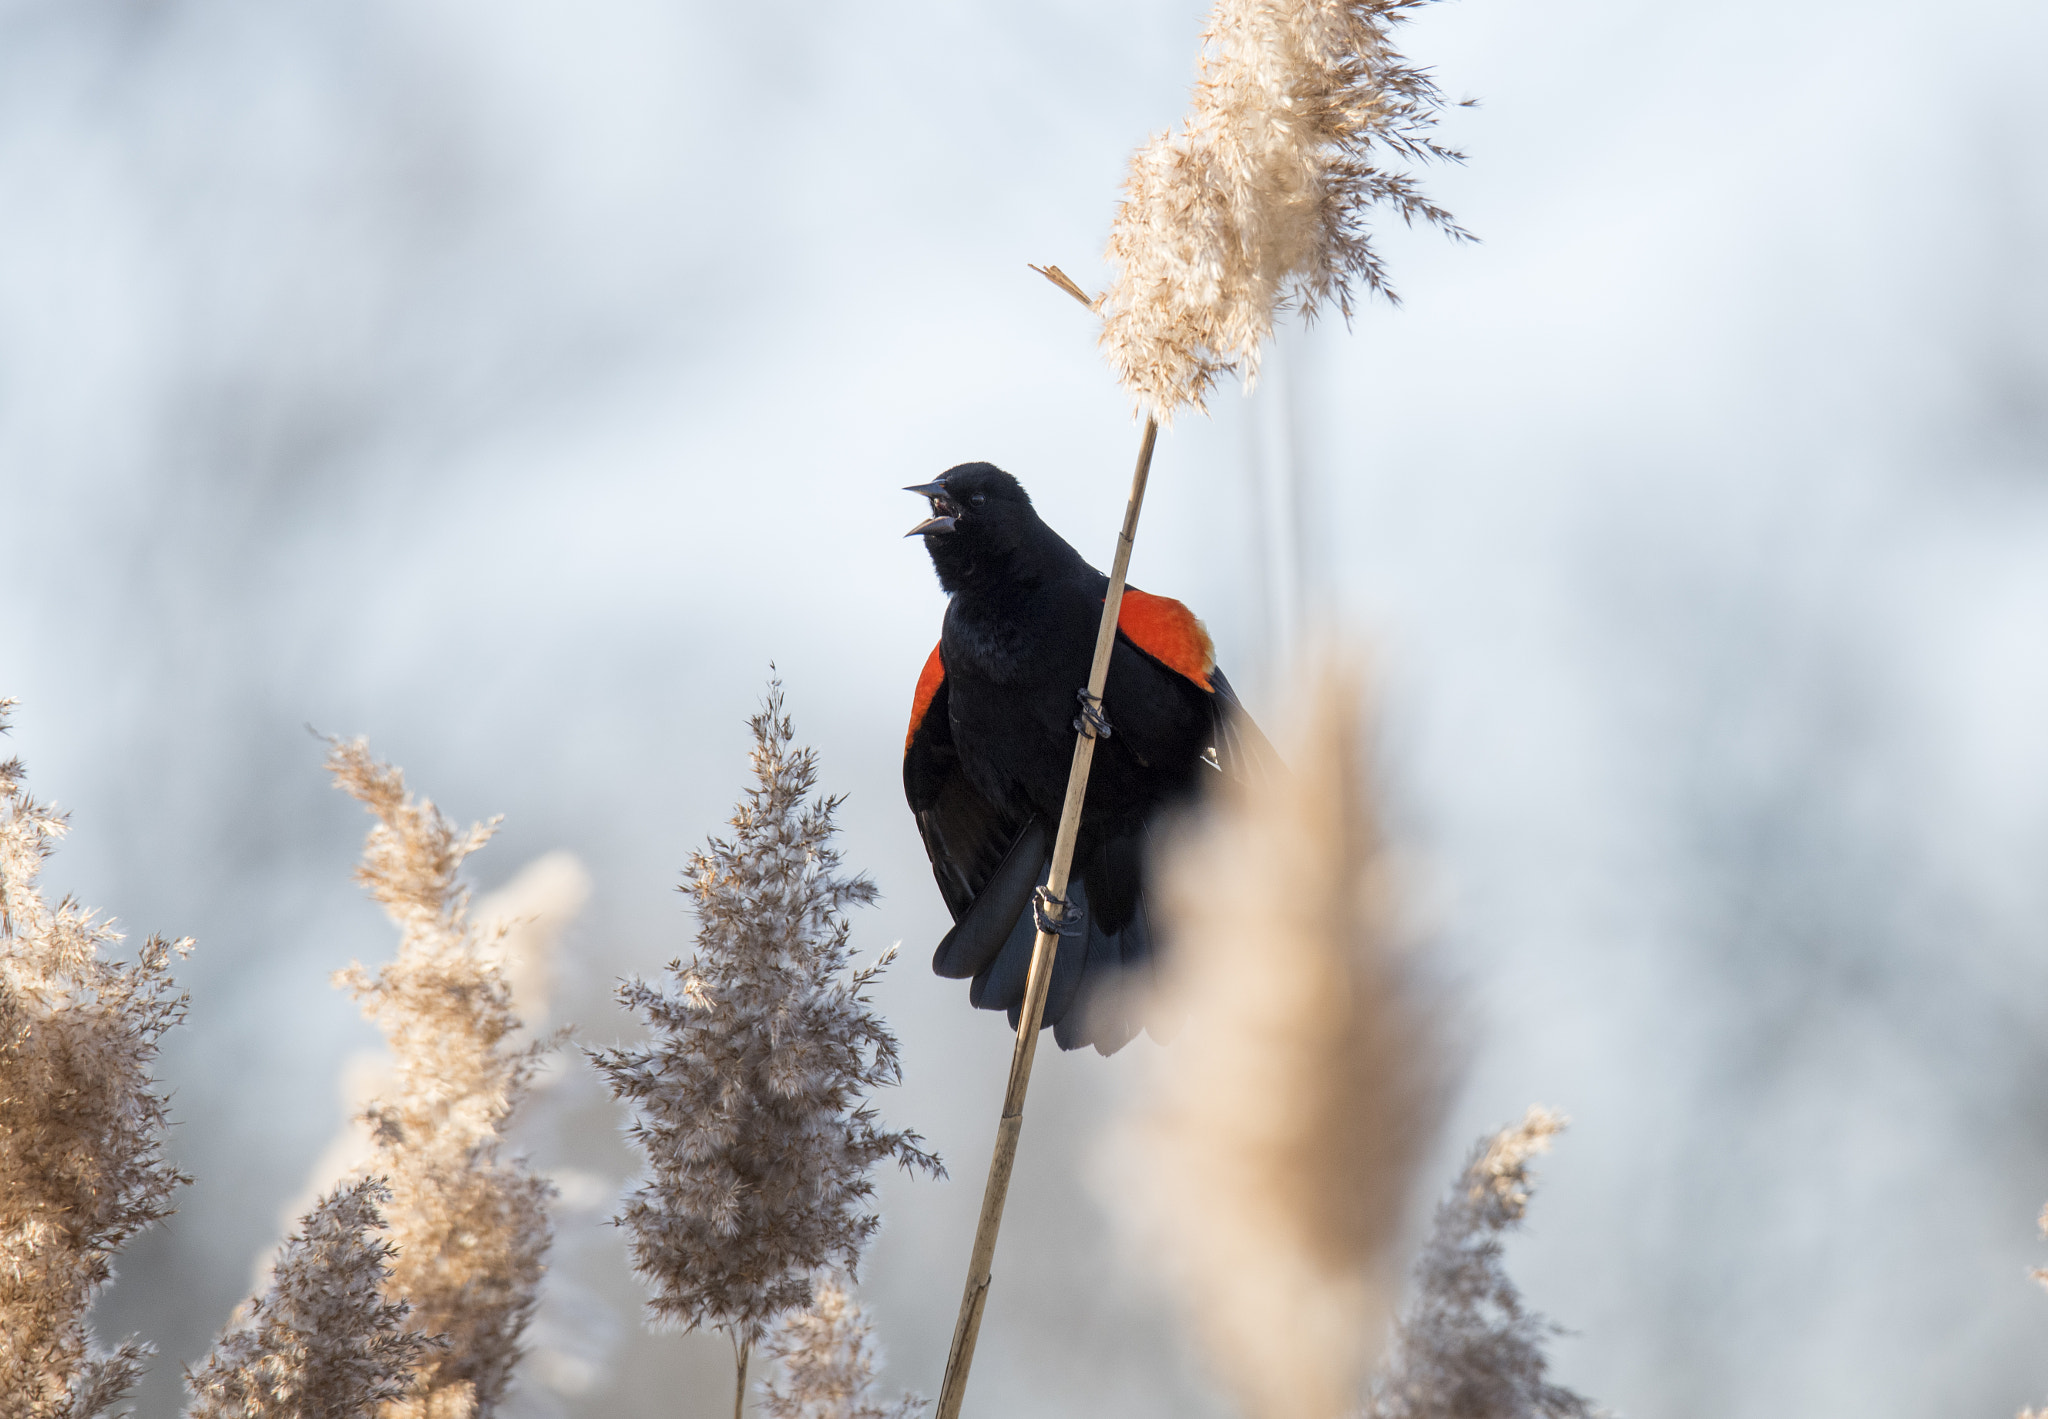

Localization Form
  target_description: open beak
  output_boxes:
[903,481,959,537]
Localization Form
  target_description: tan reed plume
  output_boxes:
[272,849,590,1268]
[326,739,557,1419]
[1111,660,1443,1419]
[590,680,941,1419]
[184,1178,436,1419]
[470,850,590,1034]
[759,1276,925,1419]
[1098,0,1469,421]
[0,699,192,1419]
[1367,1108,1596,1419]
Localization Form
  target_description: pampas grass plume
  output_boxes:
[184,1178,435,1419]
[1099,0,1469,420]
[759,1277,924,1419]
[0,699,191,1419]
[1367,1109,1595,1419]
[1115,662,1442,1419]
[590,680,941,1359]
[326,738,557,1419]
[274,849,590,1262]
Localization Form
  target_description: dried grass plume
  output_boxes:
[1113,662,1443,1419]
[590,680,941,1357]
[185,1178,435,1419]
[0,699,191,1419]
[1099,0,1469,419]
[274,849,590,1266]
[759,1276,924,1419]
[1367,1108,1595,1419]
[471,850,591,1033]
[327,738,557,1419]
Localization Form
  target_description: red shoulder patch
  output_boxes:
[905,641,945,754]
[1117,587,1215,691]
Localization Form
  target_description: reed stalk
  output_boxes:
[932,415,1159,1419]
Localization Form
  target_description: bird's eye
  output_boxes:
[970,493,987,508]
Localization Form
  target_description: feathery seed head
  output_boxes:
[759,1276,925,1419]
[1366,1108,1595,1419]
[184,1178,436,1419]
[590,680,942,1350]
[1116,661,1444,1419]
[472,851,590,1034]
[1,699,191,1419]
[325,738,556,1418]
[272,850,589,1277]
[1098,0,1469,421]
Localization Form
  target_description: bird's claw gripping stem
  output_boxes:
[1073,689,1113,741]
[1032,886,1084,937]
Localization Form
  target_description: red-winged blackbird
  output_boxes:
[902,462,1264,1055]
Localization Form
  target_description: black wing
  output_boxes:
[904,665,1048,979]
[1208,667,1282,783]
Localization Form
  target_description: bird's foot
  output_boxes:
[1073,689,1113,740]
[1033,886,1085,937]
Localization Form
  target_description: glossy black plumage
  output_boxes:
[901,462,1263,1055]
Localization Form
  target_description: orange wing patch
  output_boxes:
[1117,588,1215,691]
[905,641,945,753]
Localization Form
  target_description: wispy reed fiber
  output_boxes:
[185,1179,435,1419]
[590,680,941,1407]
[759,1276,924,1419]
[327,739,557,1419]
[472,850,591,1035]
[1115,663,1443,1419]
[1366,1108,1595,1419]
[0,699,191,1419]
[1099,0,1469,420]
[277,849,591,1262]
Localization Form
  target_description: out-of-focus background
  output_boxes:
[4,0,2047,1415]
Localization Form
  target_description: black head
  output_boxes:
[904,463,1062,592]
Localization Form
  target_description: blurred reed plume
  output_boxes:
[471,850,592,1034]
[590,680,941,1416]
[1098,0,1469,420]
[276,849,591,1263]
[327,738,558,1419]
[1113,662,1443,1419]
[0,699,191,1419]
[1367,1108,1595,1419]
[184,1179,435,1419]
[759,1276,924,1419]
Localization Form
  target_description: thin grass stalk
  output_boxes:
[933,415,1160,1419]
[734,1340,750,1419]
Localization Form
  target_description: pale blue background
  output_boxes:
[4,0,2047,1415]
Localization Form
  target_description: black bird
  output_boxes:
[901,462,1265,1055]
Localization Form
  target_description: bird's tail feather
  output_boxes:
[971,871,1088,1021]
[968,899,1038,1013]
[964,869,1161,1056]
[934,820,1048,979]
